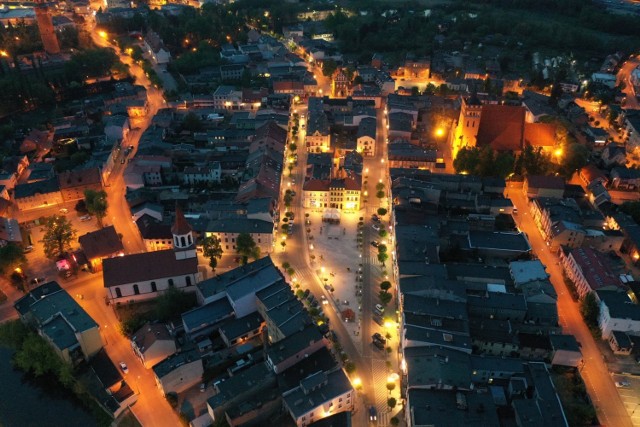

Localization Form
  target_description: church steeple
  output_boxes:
[172,204,196,260]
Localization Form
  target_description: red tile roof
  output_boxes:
[303,179,330,192]
[524,123,556,148]
[569,247,620,291]
[172,205,192,236]
[477,105,526,151]
[526,175,565,190]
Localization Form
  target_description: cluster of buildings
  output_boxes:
[125,256,354,427]
[388,168,585,426]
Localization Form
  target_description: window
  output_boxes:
[168,279,174,287]
[133,284,139,295]
[180,236,186,247]
[151,282,157,292]
[186,276,192,286]
[115,287,122,298]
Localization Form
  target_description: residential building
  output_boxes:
[560,247,622,298]
[0,216,22,245]
[143,30,171,64]
[597,288,640,339]
[78,226,124,272]
[305,111,331,153]
[14,177,63,211]
[136,214,173,252]
[183,164,222,185]
[14,282,103,364]
[266,326,325,374]
[153,348,202,395]
[405,389,499,427]
[282,369,354,427]
[356,117,376,156]
[103,208,200,303]
[387,141,439,170]
[523,175,565,199]
[58,167,103,202]
[218,312,264,348]
[131,323,176,368]
[204,218,274,255]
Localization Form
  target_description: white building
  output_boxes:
[183,163,222,185]
[103,207,201,303]
[597,289,640,339]
[282,369,354,427]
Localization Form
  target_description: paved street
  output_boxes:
[508,183,633,427]
[618,55,640,110]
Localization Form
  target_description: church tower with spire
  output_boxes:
[172,205,196,260]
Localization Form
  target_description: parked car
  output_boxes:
[372,224,380,231]
[369,406,377,421]
[119,362,129,374]
[200,383,206,392]
[372,333,386,344]
[321,295,328,305]
[30,277,46,285]
[23,246,34,253]
[375,304,384,314]
[371,214,380,222]
[80,215,92,222]
[615,380,631,388]
[370,241,379,247]
[59,208,69,214]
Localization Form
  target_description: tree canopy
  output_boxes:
[84,189,108,228]
[453,146,515,178]
[40,215,76,259]
[0,243,26,274]
[236,233,260,265]
[202,235,223,271]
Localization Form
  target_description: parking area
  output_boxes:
[612,374,640,426]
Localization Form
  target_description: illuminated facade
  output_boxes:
[35,2,60,55]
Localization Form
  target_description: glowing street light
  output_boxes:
[352,377,362,387]
[554,148,563,158]
[98,31,107,39]
[435,128,445,137]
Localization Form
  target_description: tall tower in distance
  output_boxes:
[34,1,60,55]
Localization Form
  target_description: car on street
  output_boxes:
[119,362,129,374]
[615,380,631,388]
[30,277,46,285]
[372,333,386,344]
[200,383,206,392]
[370,241,379,247]
[371,214,380,222]
[80,215,92,222]
[372,224,380,231]
[23,245,34,253]
[321,295,328,305]
[369,406,377,421]
[375,304,384,314]
[59,208,69,214]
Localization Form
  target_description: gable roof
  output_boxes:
[524,122,556,148]
[102,250,198,287]
[78,225,124,260]
[477,105,526,151]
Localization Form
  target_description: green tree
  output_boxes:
[40,215,76,259]
[202,235,223,271]
[379,290,392,304]
[84,189,108,228]
[13,332,74,387]
[0,243,26,274]
[380,281,392,292]
[390,417,400,426]
[289,143,297,152]
[621,201,640,224]
[376,182,385,191]
[379,230,388,238]
[376,190,385,199]
[182,112,204,132]
[388,397,397,409]
[580,292,601,338]
[322,59,338,77]
[377,244,387,254]
[559,143,589,178]
[237,233,260,264]
[154,288,197,322]
[378,252,388,264]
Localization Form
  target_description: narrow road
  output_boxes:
[509,184,632,427]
